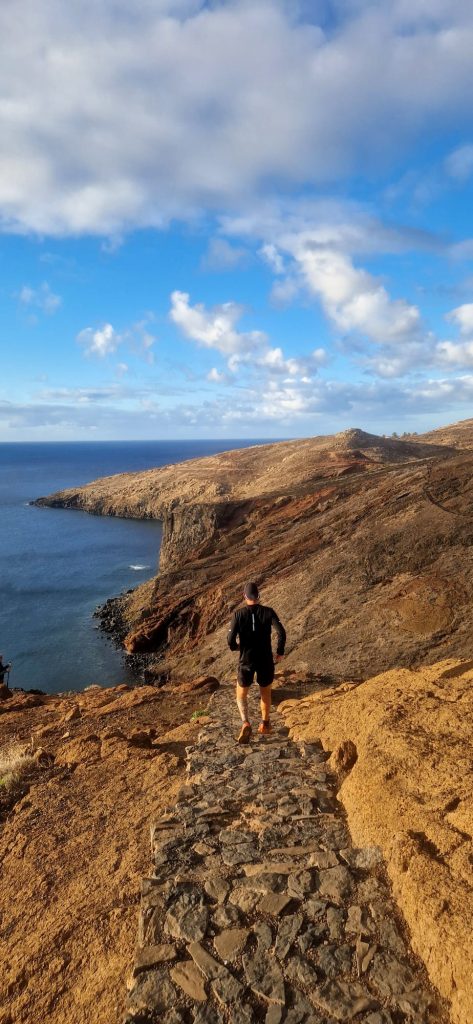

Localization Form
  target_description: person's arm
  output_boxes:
[271,610,286,656]
[227,612,240,651]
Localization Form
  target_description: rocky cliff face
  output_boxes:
[35,425,473,684]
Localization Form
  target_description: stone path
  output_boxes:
[124,684,445,1024]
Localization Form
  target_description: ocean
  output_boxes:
[0,440,266,694]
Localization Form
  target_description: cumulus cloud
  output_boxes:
[76,315,156,361]
[447,302,473,334]
[294,246,422,345]
[170,290,326,380]
[435,303,473,367]
[223,200,441,373]
[17,282,61,314]
[2,1,473,234]
[436,340,473,367]
[170,290,267,357]
[77,323,120,357]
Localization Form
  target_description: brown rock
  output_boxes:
[332,740,357,771]
[64,705,81,723]
[133,943,177,975]
[257,893,292,917]
[176,676,220,694]
[128,729,154,749]
[0,685,12,702]
[213,928,250,962]
[170,961,207,1002]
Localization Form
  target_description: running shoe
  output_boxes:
[237,722,252,744]
[258,721,272,735]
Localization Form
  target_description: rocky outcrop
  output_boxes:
[278,659,473,1024]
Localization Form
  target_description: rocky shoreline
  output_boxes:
[94,591,157,684]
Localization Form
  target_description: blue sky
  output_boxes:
[2,0,473,440]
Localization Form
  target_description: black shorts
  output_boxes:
[238,662,274,688]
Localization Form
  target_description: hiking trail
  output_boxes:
[124,684,446,1024]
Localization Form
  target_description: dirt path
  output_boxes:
[125,685,448,1023]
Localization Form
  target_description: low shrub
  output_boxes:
[0,741,36,810]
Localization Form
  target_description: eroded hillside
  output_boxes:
[36,425,473,686]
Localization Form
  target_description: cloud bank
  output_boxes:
[2,0,473,235]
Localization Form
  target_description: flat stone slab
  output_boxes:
[188,941,243,1005]
[133,944,177,975]
[170,961,207,1002]
[274,913,304,959]
[213,927,250,962]
[258,892,293,916]
[311,978,376,1020]
[318,865,354,902]
[242,952,285,1005]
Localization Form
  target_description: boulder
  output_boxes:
[176,676,220,695]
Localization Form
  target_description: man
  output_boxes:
[227,582,286,743]
[0,655,11,687]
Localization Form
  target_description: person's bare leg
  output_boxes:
[236,684,249,723]
[259,684,272,733]
[236,683,252,743]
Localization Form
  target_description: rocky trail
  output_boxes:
[124,685,446,1024]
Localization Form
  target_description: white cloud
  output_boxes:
[258,346,326,378]
[207,367,227,383]
[445,144,473,181]
[77,315,156,361]
[77,323,120,357]
[169,289,326,381]
[447,302,473,335]
[169,290,267,357]
[435,303,473,367]
[436,340,473,367]
[2,2,473,234]
[18,281,61,313]
[259,243,285,275]
[6,367,473,439]
[290,244,423,346]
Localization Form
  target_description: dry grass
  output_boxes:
[0,740,35,806]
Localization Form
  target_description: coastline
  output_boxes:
[6,424,473,1021]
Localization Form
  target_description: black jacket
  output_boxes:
[227,604,286,667]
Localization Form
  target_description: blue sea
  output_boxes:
[0,440,266,694]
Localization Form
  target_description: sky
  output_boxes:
[3,0,473,440]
